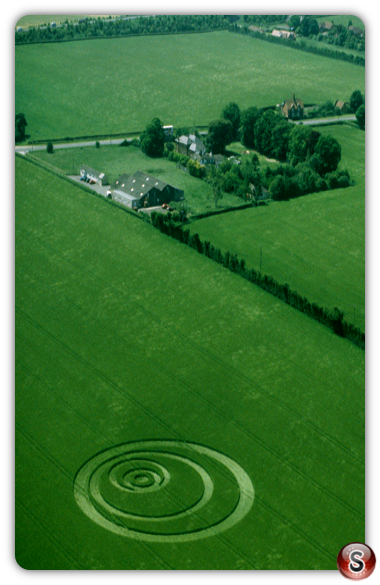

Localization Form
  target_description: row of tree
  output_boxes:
[150,211,364,349]
[16,15,229,44]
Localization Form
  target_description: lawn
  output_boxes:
[15,31,365,141]
[15,155,364,569]
[189,124,365,330]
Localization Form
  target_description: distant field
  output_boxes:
[16,155,364,569]
[189,124,365,330]
[15,31,365,141]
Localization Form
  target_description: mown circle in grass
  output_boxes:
[74,440,254,542]
[109,459,169,493]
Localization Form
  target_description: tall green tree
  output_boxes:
[310,135,341,175]
[349,90,364,113]
[355,104,365,130]
[140,117,165,157]
[288,125,312,166]
[254,110,278,157]
[240,107,260,148]
[221,102,241,141]
[15,113,27,143]
[206,119,233,154]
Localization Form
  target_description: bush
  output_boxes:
[187,159,207,178]
[325,170,351,190]
[47,142,54,153]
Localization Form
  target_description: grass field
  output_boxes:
[15,155,364,569]
[189,124,365,330]
[15,31,365,141]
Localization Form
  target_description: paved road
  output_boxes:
[15,116,356,155]
[15,138,129,155]
[292,115,356,125]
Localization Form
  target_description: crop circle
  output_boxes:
[74,440,254,542]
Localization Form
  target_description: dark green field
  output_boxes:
[15,156,364,569]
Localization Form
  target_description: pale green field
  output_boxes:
[15,31,365,141]
[16,155,364,569]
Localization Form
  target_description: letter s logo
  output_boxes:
[349,550,365,574]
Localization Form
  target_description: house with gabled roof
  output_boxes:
[175,134,206,158]
[281,93,304,119]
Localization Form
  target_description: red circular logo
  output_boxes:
[337,543,376,579]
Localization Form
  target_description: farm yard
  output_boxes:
[15,31,365,141]
[15,17,366,572]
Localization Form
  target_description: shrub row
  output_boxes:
[150,211,364,349]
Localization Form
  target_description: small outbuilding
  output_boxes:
[80,165,109,186]
[334,100,350,113]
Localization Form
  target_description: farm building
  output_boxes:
[80,165,109,186]
[195,153,225,168]
[110,171,184,210]
[281,94,304,119]
[175,134,206,158]
[334,100,350,113]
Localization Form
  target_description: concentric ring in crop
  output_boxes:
[74,440,255,542]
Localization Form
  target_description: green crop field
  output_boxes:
[189,124,365,331]
[15,31,365,141]
[15,155,364,569]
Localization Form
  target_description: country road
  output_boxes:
[291,115,356,125]
[14,116,356,155]
[15,138,128,155]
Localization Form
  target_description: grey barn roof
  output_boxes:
[111,171,173,200]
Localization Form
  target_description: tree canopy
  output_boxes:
[221,102,241,142]
[206,118,233,154]
[15,113,27,143]
[140,117,165,158]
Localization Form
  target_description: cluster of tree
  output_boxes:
[142,107,348,203]
[208,104,349,200]
[150,211,364,349]
[16,15,229,44]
